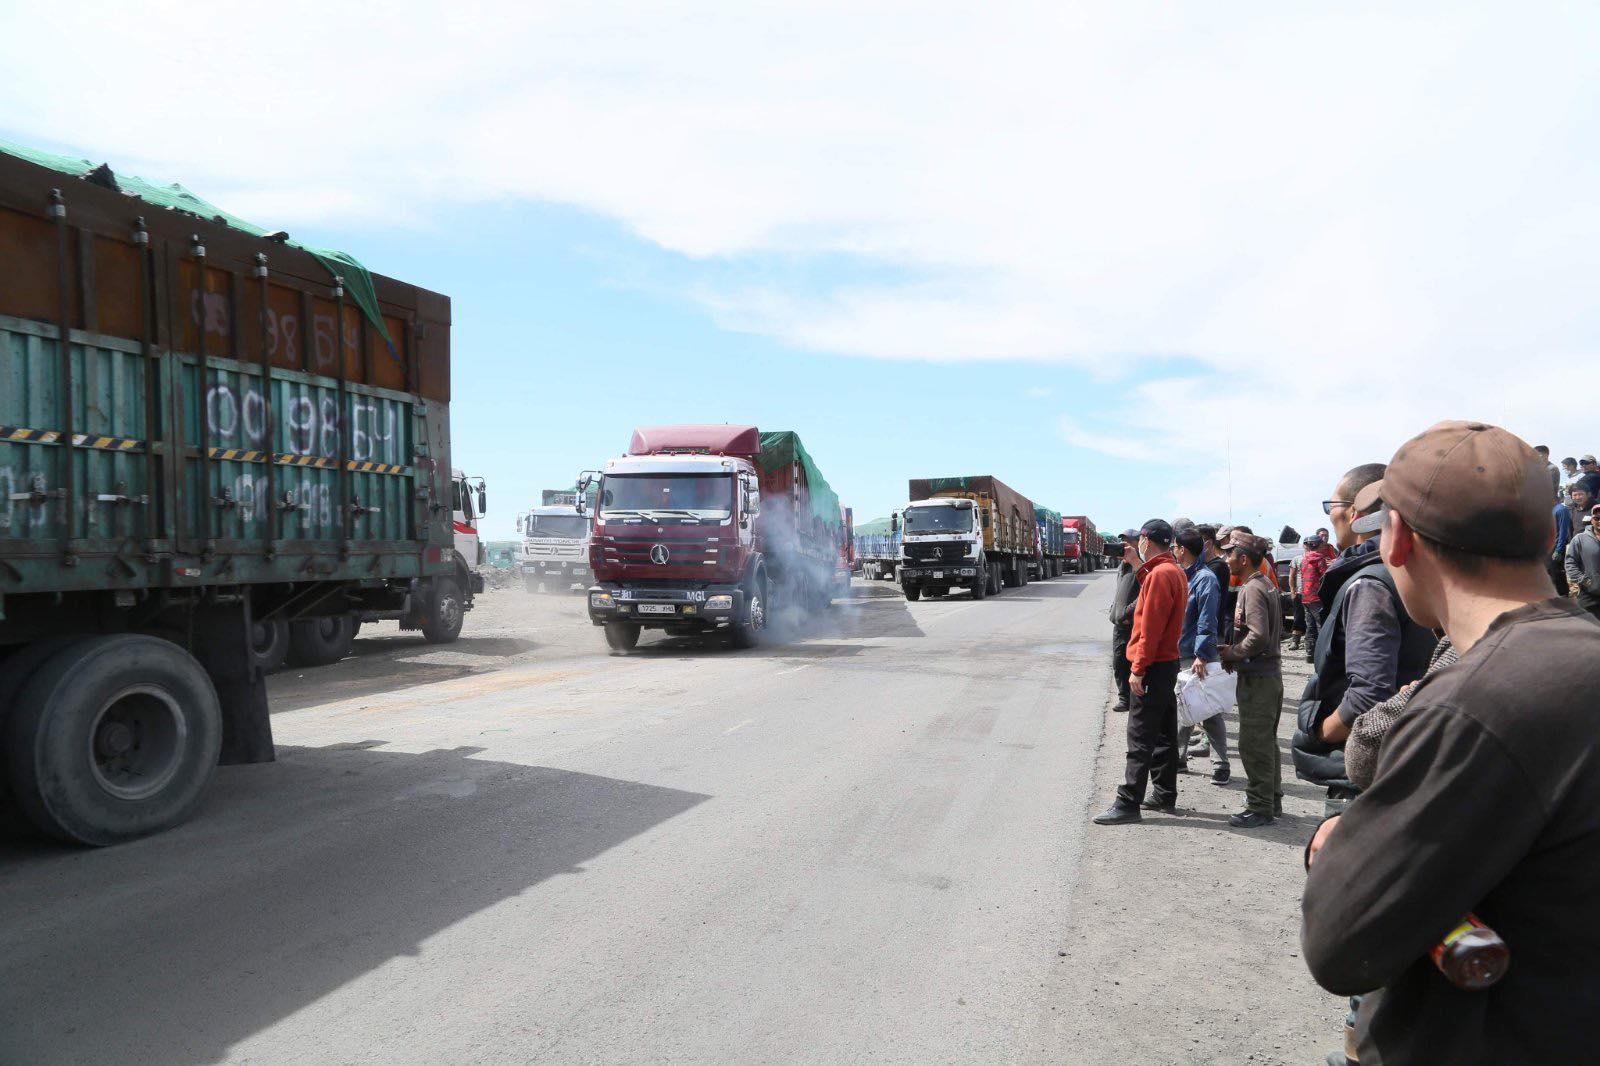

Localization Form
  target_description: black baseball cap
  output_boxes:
[1140,519,1173,546]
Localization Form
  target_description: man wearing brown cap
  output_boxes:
[1302,421,1600,1064]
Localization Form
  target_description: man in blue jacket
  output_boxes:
[1173,526,1230,786]
[1550,498,1573,596]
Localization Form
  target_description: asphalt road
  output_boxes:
[0,571,1115,1065]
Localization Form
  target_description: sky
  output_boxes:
[3,1,1596,540]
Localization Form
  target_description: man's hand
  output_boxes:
[1307,814,1341,866]
[1192,658,1209,680]
[1319,712,1352,745]
[1130,673,1146,697]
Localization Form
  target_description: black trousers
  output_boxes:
[1115,658,1181,809]
[1111,629,1132,707]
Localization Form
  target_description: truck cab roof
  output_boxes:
[604,454,749,476]
[906,498,973,509]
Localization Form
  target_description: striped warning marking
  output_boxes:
[0,424,408,476]
[1,425,145,452]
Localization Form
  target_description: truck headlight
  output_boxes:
[706,594,734,611]
[590,591,615,609]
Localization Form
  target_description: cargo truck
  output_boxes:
[1062,515,1103,573]
[0,144,465,844]
[580,425,843,652]
[899,476,1036,600]
[853,515,900,580]
[517,501,591,592]
[1030,505,1065,580]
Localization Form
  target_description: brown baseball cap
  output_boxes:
[1349,420,1554,556]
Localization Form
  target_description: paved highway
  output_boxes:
[1,573,1114,1064]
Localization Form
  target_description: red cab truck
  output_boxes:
[581,425,844,652]
[1061,516,1103,573]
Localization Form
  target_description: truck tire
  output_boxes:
[971,568,987,599]
[288,614,358,667]
[728,575,768,649]
[250,616,290,673]
[903,585,921,601]
[3,634,222,846]
[604,622,641,653]
[421,578,466,645]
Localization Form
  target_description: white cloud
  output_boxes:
[4,1,1596,522]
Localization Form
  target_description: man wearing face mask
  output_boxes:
[1094,519,1188,825]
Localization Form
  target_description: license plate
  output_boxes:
[930,570,944,578]
[638,604,675,615]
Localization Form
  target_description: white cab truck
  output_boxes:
[898,475,1038,601]
[517,505,592,592]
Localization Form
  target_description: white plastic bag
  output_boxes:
[1176,666,1237,728]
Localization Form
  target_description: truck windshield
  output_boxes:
[1064,531,1080,544]
[525,515,589,539]
[601,474,733,518]
[903,506,972,533]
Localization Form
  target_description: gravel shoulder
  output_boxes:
[1037,646,1341,1064]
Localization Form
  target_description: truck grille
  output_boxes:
[904,541,969,562]
[595,536,725,567]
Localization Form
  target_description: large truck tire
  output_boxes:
[604,622,641,653]
[728,574,769,650]
[3,634,222,846]
[903,585,921,601]
[249,616,290,673]
[288,614,358,667]
[421,578,466,645]
[971,568,988,600]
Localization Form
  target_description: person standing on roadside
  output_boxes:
[1303,420,1600,1065]
[1535,444,1560,497]
[1218,534,1283,828]
[1197,524,1232,637]
[1566,483,1592,540]
[1565,506,1600,623]
[1577,455,1600,499]
[1094,519,1187,825]
[1108,531,1141,712]
[1296,464,1435,814]
[1551,496,1574,597]
[1173,526,1230,785]
[1300,534,1337,658]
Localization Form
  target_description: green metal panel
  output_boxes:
[0,314,440,595]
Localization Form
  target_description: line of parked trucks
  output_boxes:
[856,483,1106,599]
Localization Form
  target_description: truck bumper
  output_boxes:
[898,562,981,589]
[522,561,590,580]
[586,581,745,630]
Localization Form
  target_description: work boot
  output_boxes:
[1140,798,1176,814]
[1187,739,1210,757]
[1211,766,1231,786]
[1229,810,1273,829]
[1112,699,1129,713]
[1092,805,1141,826]
[1291,634,1302,651]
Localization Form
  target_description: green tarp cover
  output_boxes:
[758,430,841,530]
[853,516,894,536]
[1034,505,1061,524]
[923,477,979,493]
[1,138,395,352]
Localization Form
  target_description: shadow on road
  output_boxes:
[0,745,709,1066]
[267,634,544,714]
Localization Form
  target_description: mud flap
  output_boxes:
[190,600,275,766]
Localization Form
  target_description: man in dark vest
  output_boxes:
[1299,461,1437,1066]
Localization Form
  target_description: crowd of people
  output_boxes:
[1099,421,1600,1064]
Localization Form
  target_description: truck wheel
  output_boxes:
[604,622,641,653]
[421,578,466,644]
[3,635,222,846]
[972,568,988,599]
[288,614,358,667]
[250,616,290,673]
[524,576,540,594]
[903,585,921,602]
[728,577,768,649]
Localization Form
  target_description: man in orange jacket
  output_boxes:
[1095,519,1189,825]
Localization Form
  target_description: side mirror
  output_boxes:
[575,471,599,515]
[477,485,488,516]
[981,510,991,529]
[890,513,900,534]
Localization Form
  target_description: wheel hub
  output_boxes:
[87,686,187,801]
